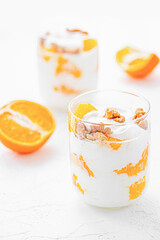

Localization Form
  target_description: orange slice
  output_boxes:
[83,39,98,51]
[74,103,97,119]
[116,46,159,78]
[69,103,97,133]
[0,100,56,153]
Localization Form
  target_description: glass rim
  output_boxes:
[68,89,151,127]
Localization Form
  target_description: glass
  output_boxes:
[38,28,98,111]
[68,89,151,208]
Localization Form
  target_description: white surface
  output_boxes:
[0,0,160,239]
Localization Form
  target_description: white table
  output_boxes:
[0,1,160,239]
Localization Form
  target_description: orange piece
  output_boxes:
[116,46,159,78]
[68,112,72,133]
[72,153,94,177]
[69,103,97,134]
[53,85,81,95]
[83,39,98,51]
[105,135,122,150]
[129,177,145,200]
[114,144,149,176]
[74,103,97,120]
[79,155,94,177]
[43,56,51,61]
[56,56,81,78]
[73,174,84,194]
[0,100,55,153]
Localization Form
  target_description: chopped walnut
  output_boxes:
[104,108,125,123]
[138,119,148,130]
[113,116,125,123]
[86,132,107,141]
[76,122,87,139]
[133,108,148,129]
[90,123,112,135]
[51,43,80,54]
[133,108,146,120]
[40,38,81,54]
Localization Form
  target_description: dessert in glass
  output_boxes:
[38,28,98,110]
[68,90,150,208]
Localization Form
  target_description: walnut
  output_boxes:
[133,108,146,120]
[138,119,148,130]
[86,132,107,141]
[90,123,112,134]
[76,122,87,139]
[113,116,125,123]
[104,108,125,123]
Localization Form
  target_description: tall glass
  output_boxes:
[38,29,98,111]
[68,90,150,208]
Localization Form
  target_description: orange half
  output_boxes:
[0,100,56,153]
[116,46,159,78]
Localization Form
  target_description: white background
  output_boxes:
[0,0,160,239]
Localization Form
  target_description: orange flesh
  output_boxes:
[71,103,97,133]
[129,177,145,200]
[74,103,97,120]
[0,100,55,153]
[68,112,72,133]
[116,46,159,78]
[11,101,53,132]
[83,39,98,51]
[114,144,149,176]
[43,56,51,61]
[53,85,81,95]
[73,174,84,194]
[104,135,122,150]
[79,155,94,177]
[56,56,81,78]
[0,112,40,143]
[72,153,94,177]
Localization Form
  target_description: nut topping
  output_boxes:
[104,108,125,123]
[133,108,148,129]
[133,108,146,120]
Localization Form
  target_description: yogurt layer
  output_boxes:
[69,105,150,207]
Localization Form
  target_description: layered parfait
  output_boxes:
[38,28,98,110]
[69,90,150,208]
